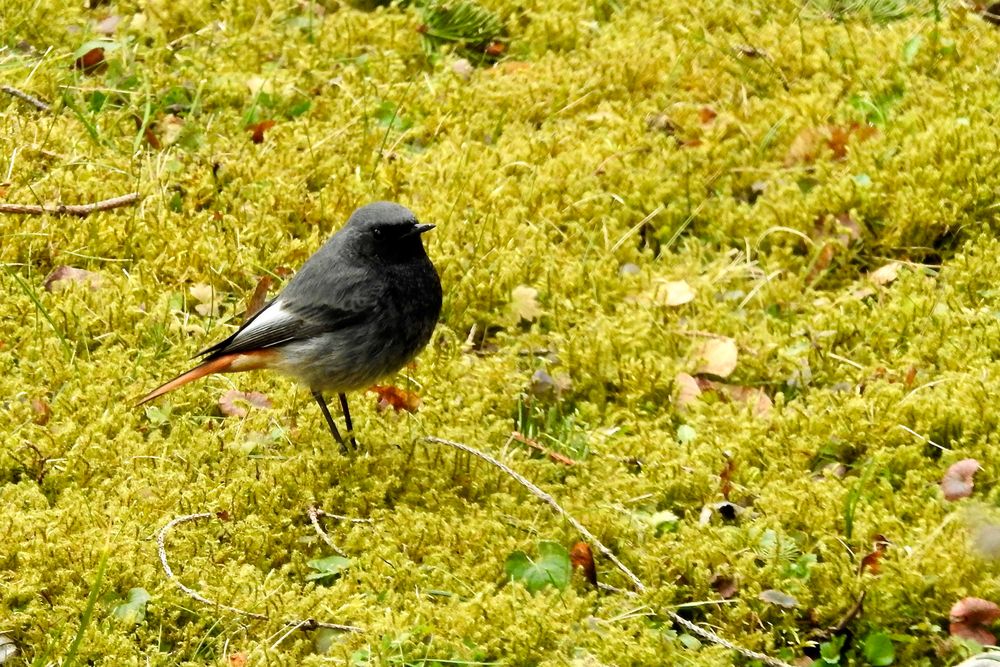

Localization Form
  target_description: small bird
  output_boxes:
[138,201,442,451]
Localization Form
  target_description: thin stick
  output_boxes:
[425,436,644,592]
[307,505,348,557]
[156,511,362,633]
[423,436,794,667]
[1,84,50,112]
[0,192,140,217]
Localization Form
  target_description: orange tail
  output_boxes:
[136,351,276,406]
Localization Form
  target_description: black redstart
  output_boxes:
[137,201,442,451]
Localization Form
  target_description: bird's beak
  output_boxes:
[415,223,435,234]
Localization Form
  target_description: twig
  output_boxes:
[307,505,349,557]
[0,192,140,217]
[425,436,644,593]
[1,84,50,112]
[424,436,794,667]
[156,511,362,633]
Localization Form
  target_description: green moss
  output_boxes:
[5,0,1000,664]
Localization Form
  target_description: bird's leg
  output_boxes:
[312,390,348,455]
[339,392,358,450]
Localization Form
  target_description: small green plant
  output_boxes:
[504,541,571,592]
[306,556,352,585]
[417,0,506,63]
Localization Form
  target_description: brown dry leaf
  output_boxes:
[869,262,901,286]
[73,47,106,74]
[0,182,11,198]
[229,651,248,667]
[827,125,853,160]
[511,285,542,322]
[784,127,823,166]
[570,542,597,586]
[942,458,980,501]
[484,41,506,57]
[858,534,889,575]
[247,119,276,144]
[675,372,701,408]
[218,390,272,418]
[44,266,103,292]
[246,275,273,321]
[653,279,696,306]
[950,597,1000,644]
[693,338,738,378]
[31,398,51,426]
[369,385,421,413]
[699,106,718,124]
[710,574,738,599]
[807,243,837,285]
[726,385,773,416]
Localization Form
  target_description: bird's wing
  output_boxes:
[198,278,376,360]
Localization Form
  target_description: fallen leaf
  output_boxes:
[942,458,980,501]
[73,47,106,74]
[759,589,798,608]
[44,266,103,292]
[31,397,51,425]
[369,385,421,413]
[229,652,248,667]
[784,127,823,166]
[0,634,16,664]
[807,243,837,285]
[869,262,901,286]
[484,41,506,57]
[653,279,696,306]
[710,574,738,599]
[675,372,702,407]
[724,385,773,416]
[570,541,597,586]
[246,275,273,320]
[827,125,853,160]
[699,106,718,124]
[156,114,185,147]
[0,182,10,198]
[218,389,273,418]
[950,597,1000,644]
[859,534,890,575]
[95,14,121,35]
[246,75,272,97]
[693,337,738,378]
[248,119,276,144]
[189,283,223,317]
[452,58,474,81]
[511,285,542,322]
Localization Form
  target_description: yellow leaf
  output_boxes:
[693,338,738,378]
[654,279,696,306]
[675,372,701,407]
[511,285,542,322]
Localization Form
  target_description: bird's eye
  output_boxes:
[372,228,385,241]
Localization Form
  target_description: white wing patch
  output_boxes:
[231,299,294,347]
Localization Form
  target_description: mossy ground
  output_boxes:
[4,0,1000,664]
